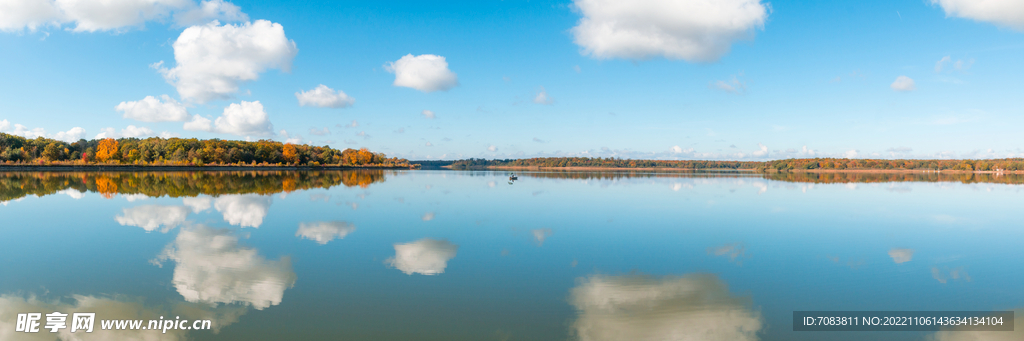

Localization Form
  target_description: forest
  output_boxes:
[0,132,411,167]
[758,158,1024,172]
[449,157,1024,172]
[449,157,760,170]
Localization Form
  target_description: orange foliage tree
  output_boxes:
[282,143,298,164]
[95,138,119,163]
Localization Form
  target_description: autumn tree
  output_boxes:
[282,143,298,164]
[42,142,63,161]
[95,138,119,162]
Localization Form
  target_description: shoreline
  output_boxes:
[0,165,416,172]
[443,165,1024,174]
[447,166,756,171]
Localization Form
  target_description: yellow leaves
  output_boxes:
[96,138,118,163]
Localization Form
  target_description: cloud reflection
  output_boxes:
[531,228,552,246]
[153,225,296,309]
[114,205,190,232]
[0,294,245,340]
[296,221,355,245]
[385,238,458,275]
[58,189,85,199]
[708,243,747,264]
[569,273,763,341]
[214,195,272,228]
[931,267,971,284]
[183,197,212,213]
[888,248,914,264]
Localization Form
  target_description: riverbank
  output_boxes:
[445,165,755,171]
[444,165,1024,174]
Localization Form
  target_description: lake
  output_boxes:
[0,170,1021,340]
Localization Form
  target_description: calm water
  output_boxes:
[0,170,1022,340]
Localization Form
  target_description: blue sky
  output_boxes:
[1,0,1023,160]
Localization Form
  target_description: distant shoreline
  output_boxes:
[443,165,1024,174]
[0,165,415,172]
[448,165,755,171]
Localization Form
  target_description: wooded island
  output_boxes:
[449,157,1024,172]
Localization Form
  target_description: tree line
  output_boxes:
[448,157,1024,172]
[449,157,760,170]
[758,158,1024,172]
[0,133,411,167]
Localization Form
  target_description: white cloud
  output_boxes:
[421,212,435,221]
[931,0,1024,30]
[570,0,770,61]
[935,55,974,73]
[384,54,459,92]
[52,127,86,142]
[213,101,274,137]
[844,150,859,158]
[156,20,298,103]
[95,125,154,139]
[533,86,554,104]
[296,84,354,108]
[421,110,435,119]
[153,225,296,309]
[569,273,763,341]
[890,75,916,92]
[115,205,190,232]
[488,145,497,152]
[295,221,355,245]
[214,194,271,228]
[95,127,117,139]
[385,238,459,275]
[309,127,330,136]
[173,0,249,27]
[888,248,914,264]
[184,114,213,131]
[712,75,746,94]
[47,0,186,33]
[0,119,9,131]
[751,143,768,157]
[8,123,47,139]
[0,0,62,32]
[935,56,951,72]
[116,95,190,122]
[122,125,154,138]
[0,0,248,33]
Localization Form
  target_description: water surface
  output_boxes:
[1,170,1021,340]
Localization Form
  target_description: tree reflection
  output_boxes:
[0,170,387,201]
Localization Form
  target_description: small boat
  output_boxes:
[509,173,518,181]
